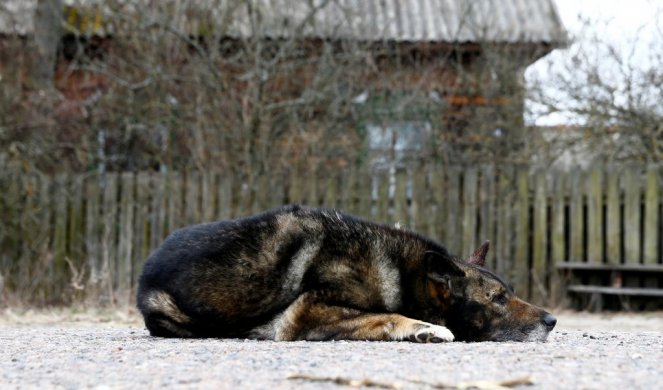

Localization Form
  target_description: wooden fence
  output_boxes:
[1,163,661,307]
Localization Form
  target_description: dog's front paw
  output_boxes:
[409,323,454,343]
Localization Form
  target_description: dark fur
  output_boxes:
[137,205,556,342]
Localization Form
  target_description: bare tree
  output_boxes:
[527,14,663,163]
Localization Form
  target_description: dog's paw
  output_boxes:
[408,323,454,343]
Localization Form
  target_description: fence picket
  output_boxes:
[85,174,101,297]
[514,167,530,298]
[356,166,372,219]
[587,168,603,263]
[479,165,496,270]
[166,172,183,232]
[623,167,642,291]
[184,172,201,224]
[52,175,69,300]
[461,168,478,258]
[68,175,85,269]
[117,173,135,303]
[569,169,584,262]
[643,166,660,295]
[376,171,390,223]
[306,168,320,207]
[133,173,150,288]
[623,167,641,264]
[550,171,566,305]
[101,173,118,304]
[411,166,427,234]
[495,166,515,277]
[149,172,167,248]
[605,167,620,264]
[428,164,446,243]
[445,167,461,255]
[217,173,232,220]
[644,166,659,265]
[532,172,547,304]
[342,166,358,214]
[201,172,217,222]
[394,169,408,227]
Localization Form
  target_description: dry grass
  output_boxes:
[0,306,142,327]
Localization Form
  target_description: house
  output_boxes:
[1,0,567,169]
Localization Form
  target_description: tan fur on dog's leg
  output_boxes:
[252,292,454,342]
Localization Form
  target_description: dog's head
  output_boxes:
[426,241,556,342]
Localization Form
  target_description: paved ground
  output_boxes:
[0,309,661,389]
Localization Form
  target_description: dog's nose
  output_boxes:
[542,313,557,330]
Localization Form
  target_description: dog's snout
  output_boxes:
[542,313,557,330]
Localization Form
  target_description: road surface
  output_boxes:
[1,310,661,389]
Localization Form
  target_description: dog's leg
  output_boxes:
[256,292,454,342]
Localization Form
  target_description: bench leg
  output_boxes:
[588,292,603,312]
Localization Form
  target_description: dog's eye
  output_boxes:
[493,294,507,305]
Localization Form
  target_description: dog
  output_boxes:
[137,205,556,342]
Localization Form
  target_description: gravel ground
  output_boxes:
[0,310,661,389]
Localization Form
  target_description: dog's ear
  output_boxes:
[465,240,490,267]
[426,251,465,282]
[426,253,464,304]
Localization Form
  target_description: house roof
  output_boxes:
[1,0,567,45]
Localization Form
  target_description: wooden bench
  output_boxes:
[556,262,663,310]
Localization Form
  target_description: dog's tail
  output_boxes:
[137,290,195,338]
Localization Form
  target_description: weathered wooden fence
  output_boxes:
[1,163,661,307]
